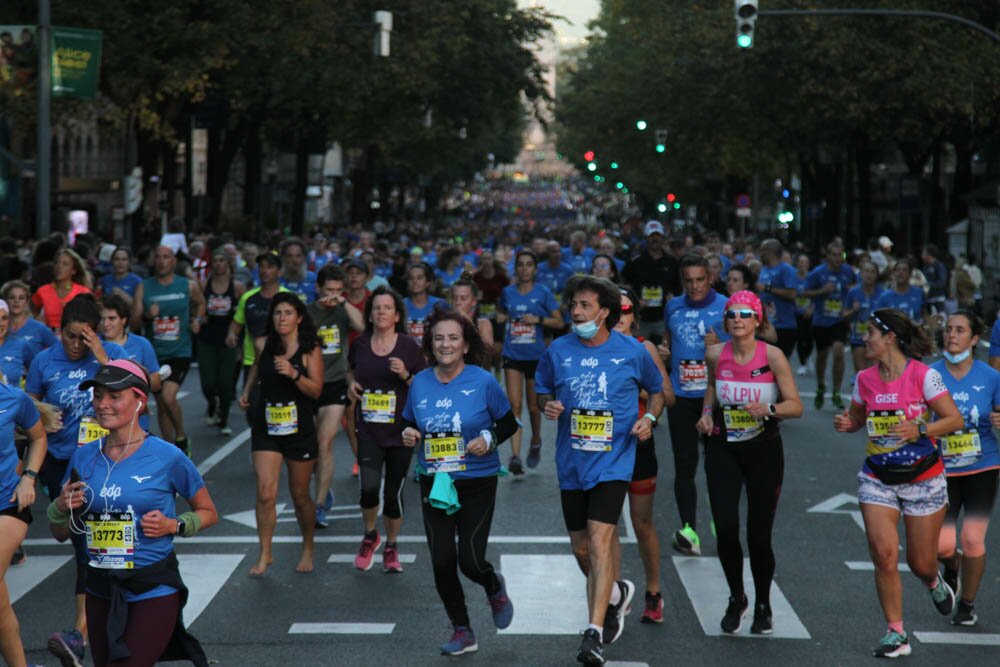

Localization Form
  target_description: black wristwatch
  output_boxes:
[176,518,186,536]
[22,469,38,480]
[918,422,928,438]
[767,403,777,416]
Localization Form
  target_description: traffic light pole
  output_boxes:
[757,8,1000,45]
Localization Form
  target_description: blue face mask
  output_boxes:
[572,319,600,340]
[943,349,971,364]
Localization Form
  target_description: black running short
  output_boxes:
[774,328,797,358]
[812,322,849,351]
[503,357,539,380]
[630,437,658,487]
[160,357,191,386]
[560,481,630,532]
[945,469,999,523]
[251,433,319,462]
[318,379,348,407]
[0,503,32,525]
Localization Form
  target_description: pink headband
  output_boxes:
[725,290,763,321]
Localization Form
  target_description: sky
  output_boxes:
[519,0,601,44]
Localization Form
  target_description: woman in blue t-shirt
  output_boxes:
[402,311,518,656]
[876,258,926,323]
[844,262,883,376]
[0,299,34,385]
[2,279,58,359]
[48,359,218,667]
[931,310,1000,627]
[495,250,562,474]
[0,381,47,667]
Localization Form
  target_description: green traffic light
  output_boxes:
[673,202,681,210]
[737,34,753,48]
[636,120,647,131]
[657,203,667,213]
[615,182,624,189]
[622,187,629,194]
[593,175,601,182]
[610,162,619,169]
[587,162,597,172]
[656,145,666,154]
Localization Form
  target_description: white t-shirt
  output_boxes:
[160,233,188,257]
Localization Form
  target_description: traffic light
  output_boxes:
[657,203,667,213]
[636,120,648,131]
[584,150,595,162]
[587,162,597,172]
[610,162,619,170]
[666,193,676,203]
[655,129,668,153]
[735,1,758,49]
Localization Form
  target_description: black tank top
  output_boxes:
[200,279,236,346]
[254,345,316,440]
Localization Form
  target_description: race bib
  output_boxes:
[479,303,497,320]
[853,321,868,338]
[679,360,708,393]
[510,319,536,345]
[85,511,135,570]
[823,299,843,318]
[722,405,764,442]
[570,409,614,452]
[795,296,810,310]
[361,390,396,423]
[265,402,298,436]
[408,319,426,343]
[641,286,663,309]
[153,316,181,341]
[424,431,466,473]
[865,409,905,455]
[318,325,342,356]
[207,294,232,316]
[940,429,982,467]
[78,415,109,446]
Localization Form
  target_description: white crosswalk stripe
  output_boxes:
[6,555,72,604]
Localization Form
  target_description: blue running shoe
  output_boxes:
[526,442,542,468]
[488,573,514,629]
[48,628,85,667]
[440,626,478,655]
[315,506,329,529]
[322,489,335,511]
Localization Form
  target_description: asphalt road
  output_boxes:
[13,358,1000,666]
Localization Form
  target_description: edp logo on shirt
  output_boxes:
[435,398,453,409]
[100,484,122,501]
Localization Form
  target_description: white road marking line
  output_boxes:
[673,556,811,639]
[913,631,1000,646]
[845,561,910,573]
[327,553,417,564]
[807,492,865,532]
[178,554,245,624]
[225,503,362,528]
[498,554,588,635]
[289,622,395,634]
[197,427,251,475]
[606,663,650,667]
[6,555,72,604]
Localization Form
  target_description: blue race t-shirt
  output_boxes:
[499,284,559,362]
[759,261,798,330]
[99,272,142,298]
[280,272,318,304]
[535,331,663,490]
[402,365,512,479]
[992,320,1000,361]
[931,359,1000,475]
[66,436,204,600]
[562,247,596,275]
[10,317,58,358]
[536,262,574,298]
[25,342,127,460]
[806,263,855,327]
[403,295,446,346]
[876,287,925,322]
[0,336,34,386]
[0,385,41,511]
[664,291,730,399]
[436,266,465,288]
[845,286,883,346]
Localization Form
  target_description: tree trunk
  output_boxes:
[206,118,247,228]
[243,116,262,224]
[291,130,308,237]
[855,130,874,246]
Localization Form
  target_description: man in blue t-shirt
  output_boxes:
[757,239,799,358]
[536,276,663,663]
[537,241,575,300]
[802,241,856,409]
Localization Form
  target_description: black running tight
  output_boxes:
[667,396,706,529]
[705,435,784,606]
[420,474,501,627]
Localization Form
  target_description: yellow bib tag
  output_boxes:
[853,321,868,338]
[823,299,843,318]
[570,409,614,452]
[795,296,810,309]
[510,320,536,344]
[722,405,764,442]
[940,429,982,466]
[479,303,497,320]
[361,390,396,424]
[78,416,109,446]
[265,403,298,436]
[85,511,135,570]
[641,286,664,308]
[865,410,905,455]
[318,325,341,355]
[424,431,467,473]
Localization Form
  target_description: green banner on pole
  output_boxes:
[51,27,101,99]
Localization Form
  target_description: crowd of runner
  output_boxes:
[0,179,998,665]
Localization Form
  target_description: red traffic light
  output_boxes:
[583,150,595,162]
[666,193,676,203]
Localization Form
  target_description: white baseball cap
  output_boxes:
[644,221,665,237]
[878,235,893,248]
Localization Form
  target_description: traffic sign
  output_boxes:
[736,193,751,207]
